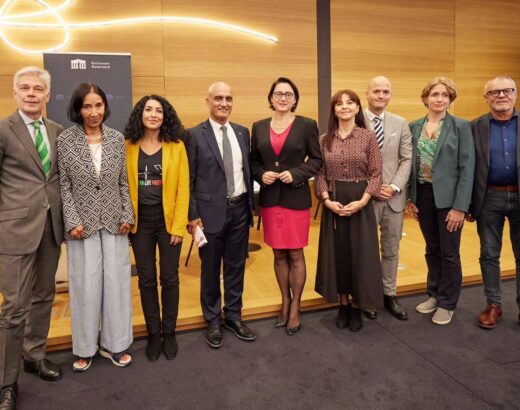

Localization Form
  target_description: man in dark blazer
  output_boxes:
[0,67,64,410]
[469,76,520,330]
[187,82,256,348]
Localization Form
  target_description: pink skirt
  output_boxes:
[261,206,311,249]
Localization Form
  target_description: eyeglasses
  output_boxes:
[273,91,295,100]
[486,88,516,97]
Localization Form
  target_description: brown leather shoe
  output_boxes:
[478,304,503,329]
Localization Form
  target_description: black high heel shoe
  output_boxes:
[274,318,287,328]
[286,323,302,336]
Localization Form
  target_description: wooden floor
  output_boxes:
[9,201,517,350]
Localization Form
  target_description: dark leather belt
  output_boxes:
[227,192,248,205]
[487,185,518,192]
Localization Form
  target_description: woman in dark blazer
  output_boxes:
[406,77,475,325]
[250,77,322,335]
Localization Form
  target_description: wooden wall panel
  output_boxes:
[331,0,520,122]
[331,0,455,123]
[455,0,520,119]
[161,0,317,128]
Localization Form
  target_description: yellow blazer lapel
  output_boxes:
[162,142,171,180]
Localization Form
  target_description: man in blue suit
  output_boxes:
[187,82,256,348]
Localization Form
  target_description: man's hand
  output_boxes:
[378,184,395,200]
[406,202,419,220]
[188,218,204,240]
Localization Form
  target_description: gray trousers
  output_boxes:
[0,212,60,387]
[373,200,405,296]
[67,229,133,357]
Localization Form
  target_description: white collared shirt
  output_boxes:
[364,108,385,131]
[19,109,52,162]
[208,117,246,197]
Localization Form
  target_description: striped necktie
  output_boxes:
[374,116,384,150]
[32,121,51,176]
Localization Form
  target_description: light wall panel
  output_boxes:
[455,0,520,119]
[331,0,455,123]
[162,0,317,128]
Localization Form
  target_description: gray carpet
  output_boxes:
[17,280,520,410]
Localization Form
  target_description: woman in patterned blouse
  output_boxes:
[58,83,134,371]
[406,78,474,326]
[315,89,383,332]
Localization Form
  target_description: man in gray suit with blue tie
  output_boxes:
[0,67,64,410]
[364,76,413,320]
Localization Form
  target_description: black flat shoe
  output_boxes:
[336,304,350,329]
[23,358,62,381]
[286,323,302,336]
[162,333,178,360]
[349,307,363,332]
[224,320,256,341]
[0,383,17,410]
[146,333,162,362]
[384,295,408,320]
[206,324,223,349]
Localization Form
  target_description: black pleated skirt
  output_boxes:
[315,181,384,309]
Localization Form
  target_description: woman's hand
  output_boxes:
[170,235,183,246]
[278,171,293,184]
[324,199,343,215]
[262,171,279,185]
[446,209,465,232]
[406,202,419,220]
[69,225,84,240]
[339,200,366,217]
[119,223,131,235]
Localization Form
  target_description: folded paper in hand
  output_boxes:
[195,225,208,248]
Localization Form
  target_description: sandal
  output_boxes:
[99,347,132,368]
[72,356,93,372]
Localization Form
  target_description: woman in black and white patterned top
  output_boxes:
[57,83,134,372]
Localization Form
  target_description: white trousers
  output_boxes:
[67,229,133,357]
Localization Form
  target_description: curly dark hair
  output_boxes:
[124,95,187,143]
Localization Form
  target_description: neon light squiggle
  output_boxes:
[0,0,278,54]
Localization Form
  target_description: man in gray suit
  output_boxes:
[469,76,519,330]
[0,67,64,410]
[364,76,412,320]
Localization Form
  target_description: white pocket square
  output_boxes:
[390,132,397,137]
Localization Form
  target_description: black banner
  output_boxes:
[43,52,132,133]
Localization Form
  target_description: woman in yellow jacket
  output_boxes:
[125,95,189,361]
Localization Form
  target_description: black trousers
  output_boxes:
[199,198,249,325]
[129,204,181,334]
[416,183,463,310]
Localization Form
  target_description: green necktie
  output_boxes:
[32,121,51,177]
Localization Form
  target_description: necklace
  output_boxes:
[271,116,294,133]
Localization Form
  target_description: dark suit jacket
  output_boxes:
[409,112,475,212]
[187,119,253,234]
[0,111,64,254]
[250,115,322,209]
[469,110,520,218]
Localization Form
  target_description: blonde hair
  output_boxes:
[421,77,457,107]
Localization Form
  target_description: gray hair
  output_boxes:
[484,76,516,93]
[13,66,51,90]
